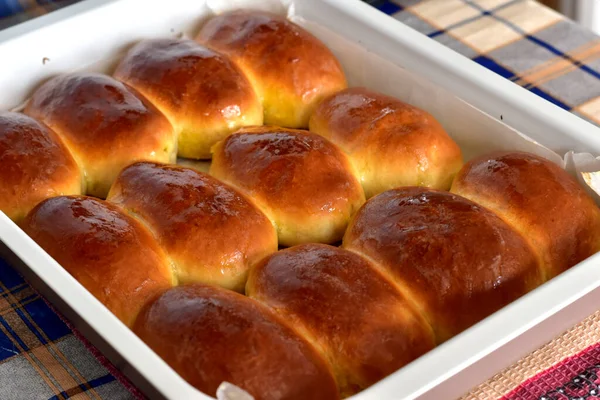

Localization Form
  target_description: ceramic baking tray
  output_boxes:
[2,0,600,399]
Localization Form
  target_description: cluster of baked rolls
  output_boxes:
[2,9,600,400]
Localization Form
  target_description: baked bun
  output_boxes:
[196,10,347,128]
[21,196,175,327]
[24,72,176,198]
[133,284,339,400]
[309,87,463,198]
[451,151,600,279]
[113,38,263,159]
[107,162,277,292]
[209,126,365,246]
[0,112,82,223]
[343,188,543,342]
[246,243,435,397]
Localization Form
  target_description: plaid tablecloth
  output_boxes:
[2,0,600,399]
[373,0,600,126]
[0,0,79,29]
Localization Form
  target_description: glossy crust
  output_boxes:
[196,10,347,128]
[343,188,543,342]
[24,72,176,198]
[114,38,263,159]
[21,196,176,327]
[210,126,365,246]
[133,284,339,400]
[451,151,600,279]
[0,112,83,223]
[107,162,277,292]
[247,244,435,397]
[309,88,463,198]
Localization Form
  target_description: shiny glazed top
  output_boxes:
[210,126,364,225]
[451,151,600,279]
[21,196,175,327]
[113,38,263,157]
[107,162,277,292]
[247,243,435,396]
[196,10,347,127]
[114,38,259,118]
[310,87,449,151]
[133,284,339,400]
[309,87,463,197]
[24,72,176,197]
[343,187,543,342]
[25,72,172,158]
[0,112,82,222]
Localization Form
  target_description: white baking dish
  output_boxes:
[2,1,600,399]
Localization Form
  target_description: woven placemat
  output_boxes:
[464,310,600,399]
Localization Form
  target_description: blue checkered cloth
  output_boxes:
[370,0,600,125]
[0,256,136,399]
[0,0,80,28]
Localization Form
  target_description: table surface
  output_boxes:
[2,0,600,399]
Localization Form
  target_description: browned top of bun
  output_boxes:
[310,87,447,150]
[309,87,461,165]
[451,151,600,278]
[210,126,364,223]
[25,73,172,159]
[21,196,175,327]
[343,188,542,342]
[24,72,175,197]
[113,38,261,129]
[247,243,435,396]
[0,112,82,222]
[198,10,344,80]
[107,162,277,291]
[133,284,339,400]
[196,10,345,87]
[196,10,347,127]
[309,87,463,196]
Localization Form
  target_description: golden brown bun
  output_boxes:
[0,112,83,223]
[196,10,347,128]
[133,284,340,400]
[107,162,277,292]
[309,87,463,198]
[24,72,176,198]
[209,126,365,246]
[343,188,542,343]
[21,196,175,327]
[113,38,263,159]
[451,151,600,279]
[246,243,435,397]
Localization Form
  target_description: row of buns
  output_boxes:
[2,9,600,400]
[1,10,462,224]
[19,150,600,399]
